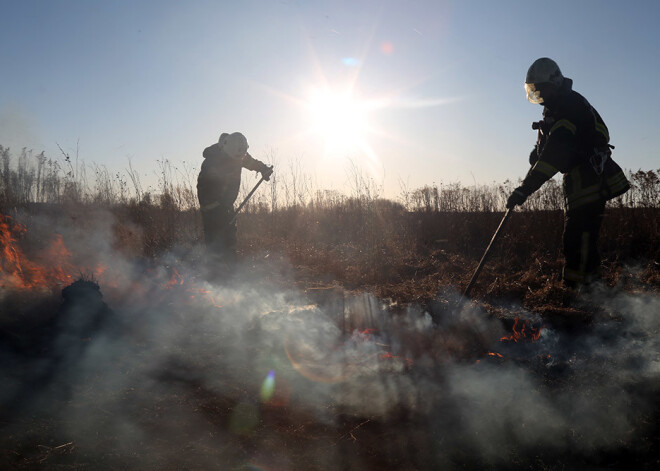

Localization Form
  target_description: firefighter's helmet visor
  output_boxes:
[525,83,544,104]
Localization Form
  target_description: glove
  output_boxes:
[529,145,539,166]
[260,165,274,181]
[506,188,527,209]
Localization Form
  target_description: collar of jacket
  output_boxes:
[542,77,573,110]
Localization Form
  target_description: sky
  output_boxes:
[1,0,658,198]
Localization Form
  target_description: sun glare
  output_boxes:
[306,87,372,155]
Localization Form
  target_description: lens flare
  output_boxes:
[342,57,360,67]
[260,370,276,402]
[284,336,349,384]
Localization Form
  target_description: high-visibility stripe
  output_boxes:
[595,122,609,141]
[609,179,629,193]
[569,182,601,200]
[532,160,559,178]
[567,171,630,208]
[607,172,628,187]
[569,192,602,209]
[201,201,222,211]
[566,177,603,208]
[609,180,629,194]
[605,171,630,198]
[550,119,577,135]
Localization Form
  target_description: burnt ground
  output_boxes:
[0,257,659,471]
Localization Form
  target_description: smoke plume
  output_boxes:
[0,209,658,469]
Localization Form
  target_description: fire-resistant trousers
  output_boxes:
[200,205,237,265]
[562,199,606,288]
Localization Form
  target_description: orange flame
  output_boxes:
[0,214,102,290]
[1,214,72,289]
[165,267,184,289]
[380,351,414,367]
[499,318,542,343]
[162,268,223,308]
[193,287,223,308]
[359,328,376,337]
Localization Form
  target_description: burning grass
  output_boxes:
[0,186,659,469]
[1,264,658,470]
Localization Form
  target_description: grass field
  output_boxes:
[1,147,659,470]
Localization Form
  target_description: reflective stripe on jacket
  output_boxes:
[519,79,629,211]
[563,157,630,209]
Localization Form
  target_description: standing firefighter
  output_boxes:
[506,58,629,288]
[197,132,273,265]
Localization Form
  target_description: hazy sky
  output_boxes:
[1,0,658,197]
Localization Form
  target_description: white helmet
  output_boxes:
[524,58,564,104]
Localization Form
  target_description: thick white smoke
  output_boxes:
[0,208,658,469]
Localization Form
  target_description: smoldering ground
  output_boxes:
[0,211,658,470]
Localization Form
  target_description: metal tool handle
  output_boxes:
[229,176,266,225]
[463,208,513,298]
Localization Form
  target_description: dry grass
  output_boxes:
[1,144,658,306]
[1,146,659,470]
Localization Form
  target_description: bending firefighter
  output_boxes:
[197,132,273,265]
[506,58,629,288]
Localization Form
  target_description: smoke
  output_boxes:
[0,104,43,153]
[430,286,660,467]
[0,209,658,469]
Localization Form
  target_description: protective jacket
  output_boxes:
[521,78,629,211]
[197,143,268,212]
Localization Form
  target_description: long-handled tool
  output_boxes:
[463,208,513,298]
[229,175,268,225]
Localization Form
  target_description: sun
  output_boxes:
[305,86,374,157]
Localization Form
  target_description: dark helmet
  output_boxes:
[524,58,565,104]
[220,132,249,160]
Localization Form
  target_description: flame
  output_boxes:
[40,234,74,283]
[380,351,414,367]
[163,269,223,308]
[93,263,108,280]
[0,214,105,290]
[1,214,221,310]
[194,288,223,308]
[1,214,28,287]
[1,214,71,289]
[499,318,542,343]
[165,267,184,289]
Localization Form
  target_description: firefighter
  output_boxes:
[197,132,273,265]
[506,58,630,289]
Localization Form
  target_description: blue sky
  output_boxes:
[1,0,658,198]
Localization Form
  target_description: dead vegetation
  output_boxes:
[1,146,659,470]
[1,144,658,306]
